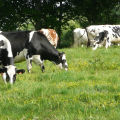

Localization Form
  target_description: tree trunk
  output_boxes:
[34,0,42,30]
[57,0,62,48]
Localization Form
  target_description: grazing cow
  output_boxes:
[0,34,25,84]
[86,25,111,47]
[73,28,88,47]
[38,29,59,48]
[0,31,68,73]
[92,26,120,50]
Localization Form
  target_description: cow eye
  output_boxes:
[62,60,66,64]
[13,74,16,83]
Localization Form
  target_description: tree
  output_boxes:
[72,0,120,25]
[0,0,120,47]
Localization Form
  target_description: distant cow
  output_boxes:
[86,25,111,47]
[73,28,88,47]
[0,34,25,84]
[73,28,95,47]
[38,29,59,48]
[0,31,68,73]
[92,25,120,50]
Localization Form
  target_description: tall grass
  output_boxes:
[0,46,120,119]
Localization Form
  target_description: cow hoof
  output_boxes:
[28,70,31,73]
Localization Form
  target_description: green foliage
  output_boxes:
[0,0,120,31]
[0,46,120,119]
[17,20,35,31]
[72,0,120,24]
[60,20,81,48]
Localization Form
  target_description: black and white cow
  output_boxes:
[92,25,120,50]
[0,31,68,73]
[0,33,25,84]
[86,25,111,47]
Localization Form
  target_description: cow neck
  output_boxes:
[41,46,59,61]
[7,57,14,66]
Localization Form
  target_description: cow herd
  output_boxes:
[73,25,120,50]
[0,29,68,84]
[1,25,120,84]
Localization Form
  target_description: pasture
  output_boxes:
[0,46,120,120]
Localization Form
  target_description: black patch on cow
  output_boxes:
[112,26,120,38]
[0,49,8,66]
[94,30,108,44]
[7,57,14,65]
[26,54,28,59]
[0,49,14,66]
[30,59,32,65]
[106,37,109,42]
[42,66,45,72]
[0,40,4,47]
[90,29,95,33]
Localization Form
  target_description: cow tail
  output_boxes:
[79,29,86,39]
[85,28,90,47]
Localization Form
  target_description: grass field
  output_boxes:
[0,46,120,120]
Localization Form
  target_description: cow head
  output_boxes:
[92,30,108,50]
[55,52,68,71]
[92,41,100,50]
[0,65,25,84]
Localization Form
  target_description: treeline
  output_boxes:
[0,0,120,47]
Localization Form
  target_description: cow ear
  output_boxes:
[17,69,25,74]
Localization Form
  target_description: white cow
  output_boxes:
[92,25,120,50]
[73,28,89,47]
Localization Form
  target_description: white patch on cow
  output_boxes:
[6,65,16,84]
[92,43,99,50]
[33,55,43,65]
[62,54,66,60]
[56,63,63,70]
[26,55,33,73]
[0,35,13,57]
[62,54,68,71]
[14,49,28,63]
[14,48,32,73]
[29,31,36,42]
[33,55,44,71]
[0,31,2,33]
[41,29,49,36]
[2,73,7,84]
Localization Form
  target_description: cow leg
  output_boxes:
[23,49,33,73]
[40,61,45,72]
[105,41,112,49]
[32,55,45,72]
[87,38,90,47]
[105,41,109,49]
[26,55,33,73]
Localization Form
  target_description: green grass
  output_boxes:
[0,46,120,119]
